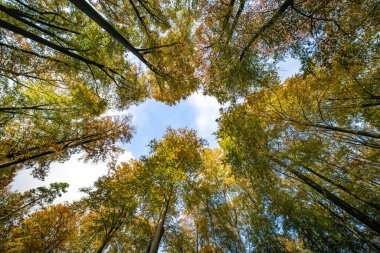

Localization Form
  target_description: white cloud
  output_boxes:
[187,92,221,147]
[104,108,128,117]
[116,151,134,164]
[11,151,133,203]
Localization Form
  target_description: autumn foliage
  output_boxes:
[0,0,379,252]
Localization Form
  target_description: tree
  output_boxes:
[5,204,78,253]
[75,160,140,253]
[0,113,133,179]
[0,0,200,105]
[140,128,205,253]
[0,183,69,252]
[63,128,205,253]
[217,95,380,251]
[183,148,247,252]
[0,0,201,180]
[1,0,379,252]
[0,0,139,179]
[195,0,379,102]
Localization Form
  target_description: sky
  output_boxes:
[11,57,301,203]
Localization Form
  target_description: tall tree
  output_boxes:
[140,128,205,253]
[5,204,78,253]
[75,160,141,253]
[195,0,379,102]
[1,1,379,252]
[0,183,69,252]
[0,112,133,179]
[217,95,380,250]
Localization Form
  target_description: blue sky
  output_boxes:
[11,57,301,202]
[125,92,219,156]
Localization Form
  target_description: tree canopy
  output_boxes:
[0,0,379,252]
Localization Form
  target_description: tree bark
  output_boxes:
[225,0,246,44]
[0,18,118,75]
[284,156,380,211]
[0,105,56,112]
[68,0,158,74]
[0,134,106,169]
[234,227,245,253]
[149,196,171,253]
[239,0,293,60]
[309,122,380,140]
[268,155,380,234]
[95,234,112,253]
[0,4,65,42]
[0,42,72,67]
[316,200,380,252]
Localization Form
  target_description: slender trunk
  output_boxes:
[128,0,149,33]
[68,0,158,74]
[285,156,380,211]
[0,135,103,169]
[2,129,112,160]
[205,200,218,252]
[285,118,380,140]
[96,235,111,253]
[223,193,245,253]
[96,227,119,253]
[149,196,171,253]
[0,150,55,169]
[234,228,245,253]
[220,0,236,36]
[269,155,380,234]
[298,227,324,252]
[0,195,45,221]
[239,0,293,60]
[0,18,118,75]
[225,0,247,44]
[9,6,80,34]
[224,211,245,252]
[352,158,380,169]
[96,207,127,253]
[306,122,380,139]
[0,4,65,42]
[0,105,55,112]
[136,0,167,25]
[0,42,73,67]
[328,161,380,188]
[195,228,199,253]
[316,200,380,252]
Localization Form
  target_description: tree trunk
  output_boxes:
[96,235,111,253]
[316,200,380,252]
[306,122,380,139]
[224,196,245,253]
[285,156,380,211]
[0,18,117,75]
[234,229,246,253]
[225,0,247,44]
[268,155,380,234]
[298,226,324,252]
[0,4,64,42]
[0,42,72,67]
[0,105,55,112]
[149,196,171,253]
[68,0,158,74]
[239,0,293,60]
[0,134,104,169]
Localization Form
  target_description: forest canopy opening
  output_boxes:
[0,0,379,252]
